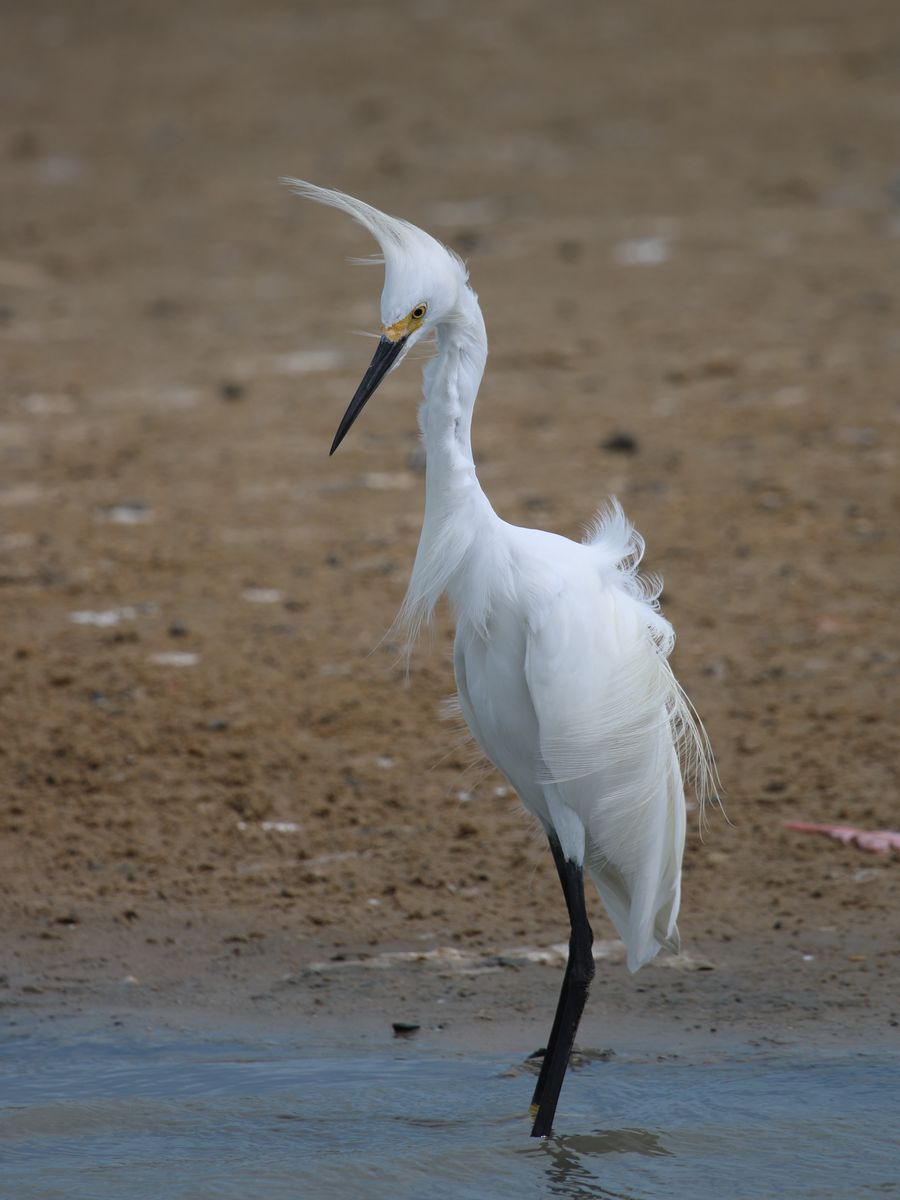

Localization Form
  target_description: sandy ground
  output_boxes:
[1,0,898,1046]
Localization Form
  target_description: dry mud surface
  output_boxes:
[1,0,898,1043]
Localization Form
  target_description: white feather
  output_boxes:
[288,180,716,975]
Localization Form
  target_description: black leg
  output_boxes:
[530,838,576,1114]
[530,834,594,1138]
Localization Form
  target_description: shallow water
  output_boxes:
[1,1018,897,1199]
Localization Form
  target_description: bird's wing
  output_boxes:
[523,580,691,969]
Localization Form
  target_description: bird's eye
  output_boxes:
[411,303,427,320]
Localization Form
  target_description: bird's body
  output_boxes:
[286,179,712,1136]
[452,519,687,972]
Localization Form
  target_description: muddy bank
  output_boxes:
[1,0,898,1037]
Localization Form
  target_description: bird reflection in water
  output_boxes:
[527,1127,671,1199]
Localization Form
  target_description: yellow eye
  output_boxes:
[411,303,427,321]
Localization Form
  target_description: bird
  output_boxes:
[284,179,714,1138]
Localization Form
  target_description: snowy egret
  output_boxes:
[285,180,714,1138]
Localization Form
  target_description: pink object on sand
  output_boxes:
[784,821,900,855]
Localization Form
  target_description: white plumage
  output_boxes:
[454,506,704,971]
[286,179,714,1135]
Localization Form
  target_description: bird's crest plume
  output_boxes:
[282,179,415,252]
[281,179,468,298]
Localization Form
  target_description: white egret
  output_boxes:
[285,180,714,1138]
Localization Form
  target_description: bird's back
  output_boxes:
[452,503,711,971]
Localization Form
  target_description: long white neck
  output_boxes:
[394,287,505,643]
[421,292,486,486]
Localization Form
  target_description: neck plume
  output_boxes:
[391,290,506,649]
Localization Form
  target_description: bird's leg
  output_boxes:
[529,834,594,1138]
[529,838,575,1112]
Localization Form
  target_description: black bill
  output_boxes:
[330,334,407,455]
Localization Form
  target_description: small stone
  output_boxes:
[600,432,639,455]
[392,1022,420,1038]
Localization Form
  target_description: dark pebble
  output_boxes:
[601,432,639,454]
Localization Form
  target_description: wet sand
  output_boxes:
[1,0,898,1042]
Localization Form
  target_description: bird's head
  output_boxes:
[283,179,468,453]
